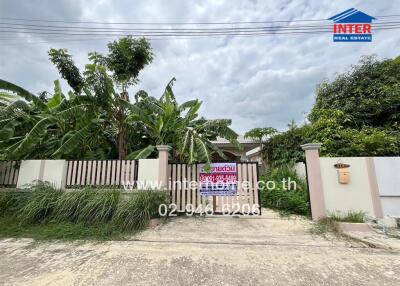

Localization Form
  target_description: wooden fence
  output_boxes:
[168,162,260,214]
[0,161,20,188]
[66,160,138,188]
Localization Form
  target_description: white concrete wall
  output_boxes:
[137,159,159,189]
[373,157,400,217]
[373,157,400,196]
[17,160,68,189]
[42,160,68,189]
[380,197,400,217]
[17,160,42,188]
[319,157,375,216]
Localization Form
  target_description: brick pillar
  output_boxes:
[156,145,171,189]
[301,143,326,220]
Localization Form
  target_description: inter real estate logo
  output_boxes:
[329,8,376,42]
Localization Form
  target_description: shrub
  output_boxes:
[113,190,167,231]
[17,182,61,224]
[259,165,310,216]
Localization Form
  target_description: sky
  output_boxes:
[1,1,399,134]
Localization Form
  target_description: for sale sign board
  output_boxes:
[199,163,238,196]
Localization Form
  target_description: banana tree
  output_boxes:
[0,79,111,159]
[126,78,241,165]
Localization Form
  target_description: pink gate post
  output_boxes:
[301,143,327,220]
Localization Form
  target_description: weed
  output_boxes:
[329,211,365,223]
[310,217,342,237]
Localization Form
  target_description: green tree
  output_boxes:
[49,36,154,159]
[309,55,400,130]
[127,78,240,165]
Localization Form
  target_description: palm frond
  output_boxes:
[13,117,53,155]
[53,122,94,157]
[0,79,46,109]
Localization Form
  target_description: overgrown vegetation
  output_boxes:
[0,183,168,240]
[251,55,400,166]
[259,165,310,216]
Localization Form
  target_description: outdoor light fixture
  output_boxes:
[334,160,350,184]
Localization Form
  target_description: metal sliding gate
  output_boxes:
[168,162,261,215]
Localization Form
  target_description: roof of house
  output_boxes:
[329,8,376,23]
[211,136,257,145]
[246,146,261,157]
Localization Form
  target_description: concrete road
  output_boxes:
[0,212,399,286]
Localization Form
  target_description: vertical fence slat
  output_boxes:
[84,161,90,186]
[252,163,259,209]
[0,162,4,185]
[171,164,176,205]
[190,165,196,209]
[13,162,19,186]
[176,164,181,211]
[66,161,72,186]
[115,160,121,186]
[90,161,97,185]
[186,164,191,208]
[81,161,87,186]
[95,161,101,185]
[129,160,135,186]
[4,162,11,185]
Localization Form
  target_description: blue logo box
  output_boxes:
[333,34,372,42]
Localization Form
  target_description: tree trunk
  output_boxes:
[118,124,127,160]
[117,89,129,160]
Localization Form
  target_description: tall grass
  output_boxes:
[113,191,167,231]
[0,191,31,216]
[77,188,120,224]
[17,183,61,224]
[1,183,167,236]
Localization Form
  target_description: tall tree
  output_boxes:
[89,37,154,159]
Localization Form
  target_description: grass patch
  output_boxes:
[0,216,132,241]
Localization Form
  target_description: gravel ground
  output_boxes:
[0,211,399,286]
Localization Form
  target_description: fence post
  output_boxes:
[156,145,171,189]
[301,143,326,220]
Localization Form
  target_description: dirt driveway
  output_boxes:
[0,211,399,286]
